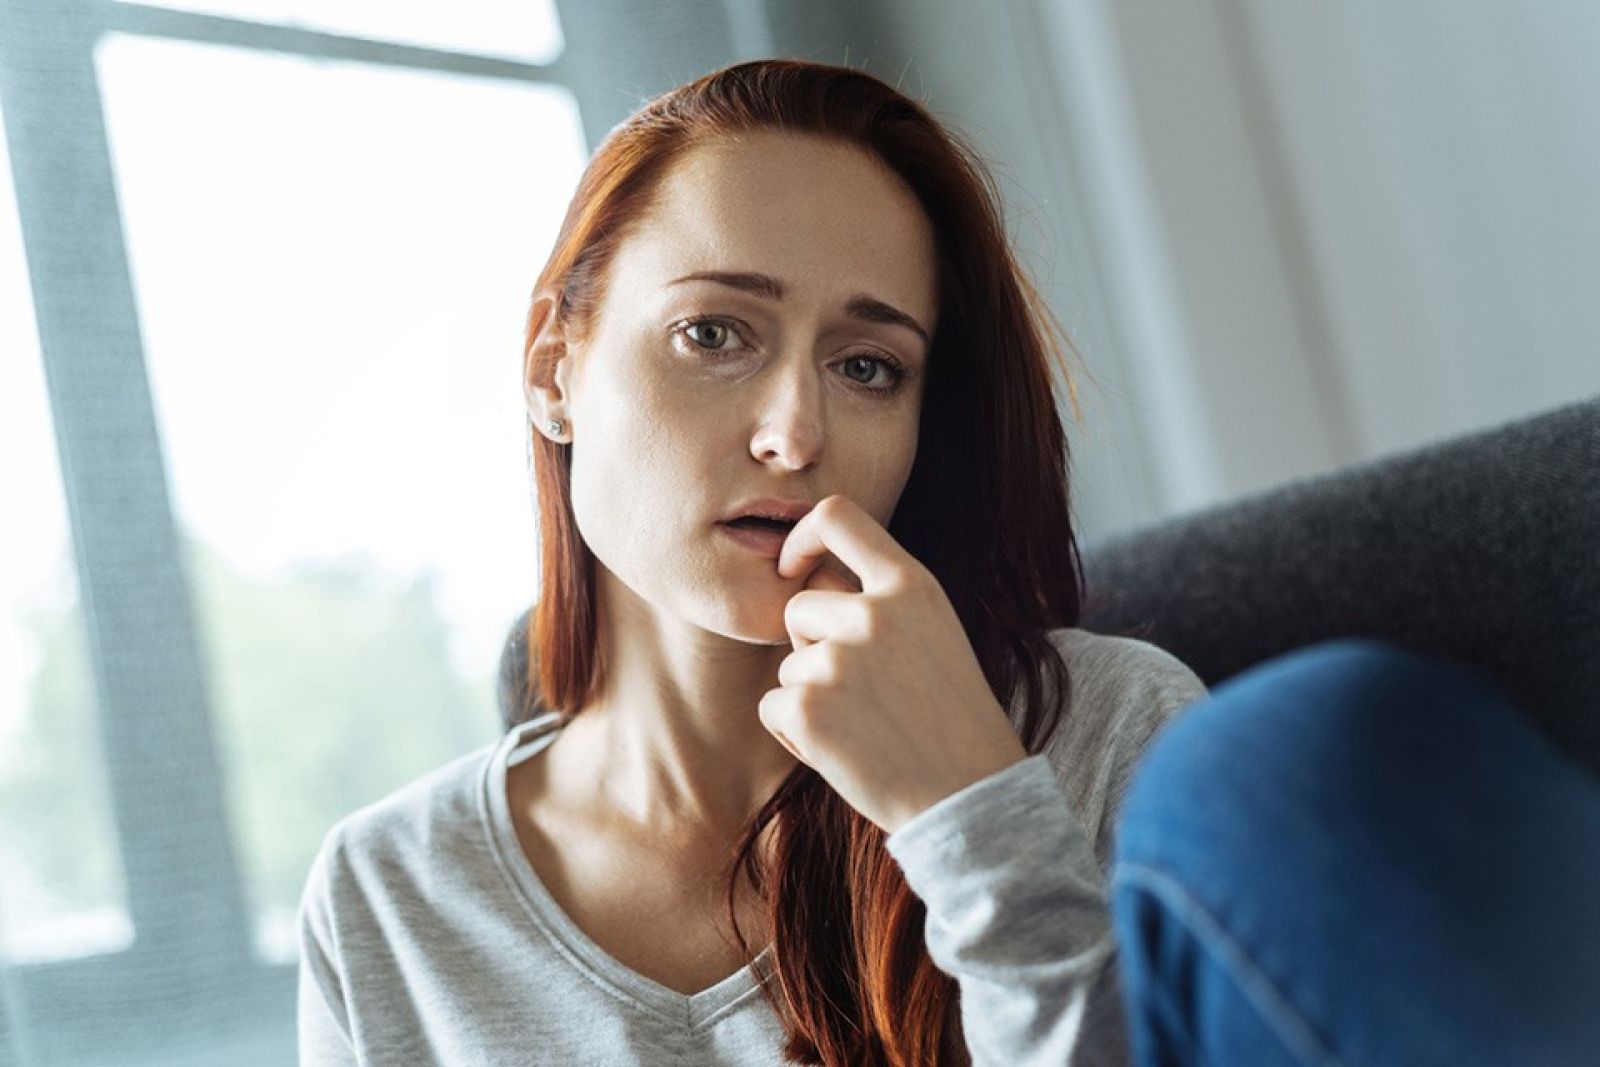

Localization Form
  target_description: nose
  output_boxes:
[748,357,825,471]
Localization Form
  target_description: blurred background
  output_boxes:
[1,0,1596,1062]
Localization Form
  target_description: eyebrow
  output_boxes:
[668,270,931,347]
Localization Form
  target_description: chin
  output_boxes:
[729,618,793,648]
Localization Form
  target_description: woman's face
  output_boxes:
[538,130,939,645]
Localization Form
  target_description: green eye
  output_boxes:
[843,356,882,385]
[685,321,731,349]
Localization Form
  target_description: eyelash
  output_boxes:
[672,316,910,396]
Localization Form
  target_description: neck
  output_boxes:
[543,569,801,845]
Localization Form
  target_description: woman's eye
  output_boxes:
[841,354,909,392]
[683,320,733,350]
[842,356,885,385]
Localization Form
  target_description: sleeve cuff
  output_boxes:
[884,754,1105,914]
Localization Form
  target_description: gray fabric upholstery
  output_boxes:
[1078,395,1600,779]
[498,615,537,732]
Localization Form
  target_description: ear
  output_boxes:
[523,288,577,435]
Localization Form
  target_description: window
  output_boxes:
[0,110,135,968]
[96,30,586,964]
[114,0,564,65]
[0,1,614,1061]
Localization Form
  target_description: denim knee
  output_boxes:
[1108,640,1600,1066]
[1111,637,1514,872]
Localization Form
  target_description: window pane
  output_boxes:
[94,33,587,963]
[115,0,565,65]
[0,103,136,964]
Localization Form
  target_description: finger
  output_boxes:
[777,495,904,592]
[807,560,860,595]
[776,640,830,688]
[781,588,859,653]
[821,553,864,593]
[757,688,807,763]
[785,565,856,651]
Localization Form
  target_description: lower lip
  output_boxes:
[716,522,789,559]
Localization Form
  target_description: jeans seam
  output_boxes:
[1113,861,1348,1067]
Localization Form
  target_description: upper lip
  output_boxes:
[719,497,816,524]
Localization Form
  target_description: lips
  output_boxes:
[716,520,790,558]
[718,497,815,524]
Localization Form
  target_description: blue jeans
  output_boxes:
[1109,638,1600,1067]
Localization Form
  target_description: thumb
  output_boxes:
[804,554,861,594]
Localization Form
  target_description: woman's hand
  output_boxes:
[758,494,1030,835]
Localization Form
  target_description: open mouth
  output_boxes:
[721,515,799,534]
[717,515,798,559]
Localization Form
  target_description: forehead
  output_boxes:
[618,131,938,329]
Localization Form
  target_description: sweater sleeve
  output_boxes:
[884,754,1129,1066]
[883,633,1209,1067]
[297,829,361,1067]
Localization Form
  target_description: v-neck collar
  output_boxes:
[480,712,777,1030]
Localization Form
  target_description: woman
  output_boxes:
[296,59,1600,1066]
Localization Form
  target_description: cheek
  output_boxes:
[849,423,920,520]
[565,380,663,546]
[578,352,686,458]
[571,380,704,547]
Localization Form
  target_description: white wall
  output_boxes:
[862,0,1600,539]
[1231,0,1600,459]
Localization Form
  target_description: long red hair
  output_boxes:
[518,58,1086,1066]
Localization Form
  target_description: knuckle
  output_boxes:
[794,685,826,724]
[783,593,804,631]
[858,602,882,640]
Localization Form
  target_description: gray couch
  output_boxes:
[499,395,1600,781]
[1077,394,1599,781]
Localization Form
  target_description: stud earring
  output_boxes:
[547,418,565,437]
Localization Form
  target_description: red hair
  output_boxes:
[519,58,1086,1066]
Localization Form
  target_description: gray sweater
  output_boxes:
[297,627,1209,1065]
